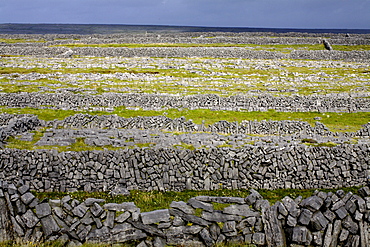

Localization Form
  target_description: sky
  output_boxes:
[0,0,369,29]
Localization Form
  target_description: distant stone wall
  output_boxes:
[1,92,370,113]
[1,181,370,246]
[1,46,369,61]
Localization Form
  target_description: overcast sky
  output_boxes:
[0,0,369,29]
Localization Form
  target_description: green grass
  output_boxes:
[33,186,362,213]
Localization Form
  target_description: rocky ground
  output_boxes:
[0,32,369,152]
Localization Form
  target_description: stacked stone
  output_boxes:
[2,181,370,246]
[0,115,42,144]
[1,93,370,113]
[275,187,370,246]
[49,114,366,137]
[0,143,368,193]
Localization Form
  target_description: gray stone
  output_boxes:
[291,226,312,245]
[329,220,341,247]
[170,201,195,215]
[153,236,165,247]
[282,196,300,217]
[359,221,368,247]
[72,204,88,218]
[17,185,29,195]
[245,189,262,205]
[141,209,170,225]
[342,215,358,234]
[358,186,370,197]
[339,228,349,242]
[172,215,185,227]
[20,192,35,206]
[223,204,259,217]
[80,211,94,225]
[22,209,39,228]
[222,221,237,235]
[36,203,52,218]
[335,206,348,219]
[90,202,104,217]
[210,223,221,240]
[354,210,363,221]
[310,211,329,231]
[312,231,323,246]
[49,199,61,208]
[77,224,92,240]
[201,211,241,222]
[11,216,24,237]
[86,226,111,242]
[287,215,297,227]
[196,196,245,204]
[252,232,266,245]
[262,204,286,247]
[169,208,210,226]
[184,225,203,235]
[298,209,312,226]
[104,211,115,229]
[127,219,165,238]
[104,202,138,212]
[41,215,60,237]
[199,228,214,247]
[254,199,270,212]
[355,196,366,213]
[331,199,345,211]
[276,201,288,216]
[188,198,213,212]
[345,199,356,214]
[115,211,131,223]
[323,209,336,222]
[84,198,105,207]
[300,196,323,211]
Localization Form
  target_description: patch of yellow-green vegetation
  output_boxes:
[33,186,362,213]
[332,44,370,51]
[213,202,231,211]
[5,134,126,152]
[301,140,339,147]
[0,107,112,121]
[5,128,46,150]
[173,142,196,150]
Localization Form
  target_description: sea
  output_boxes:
[0,23,369,35]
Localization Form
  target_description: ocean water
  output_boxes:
[0,23,369,35]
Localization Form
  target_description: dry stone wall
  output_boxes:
[0,144,369,193]
[2,181,370,246]
[1,92,370,113]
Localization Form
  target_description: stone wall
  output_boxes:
[1,181,370,246]
[1,93,370,113]
[1,46,369,62]
[0,144,369,193]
